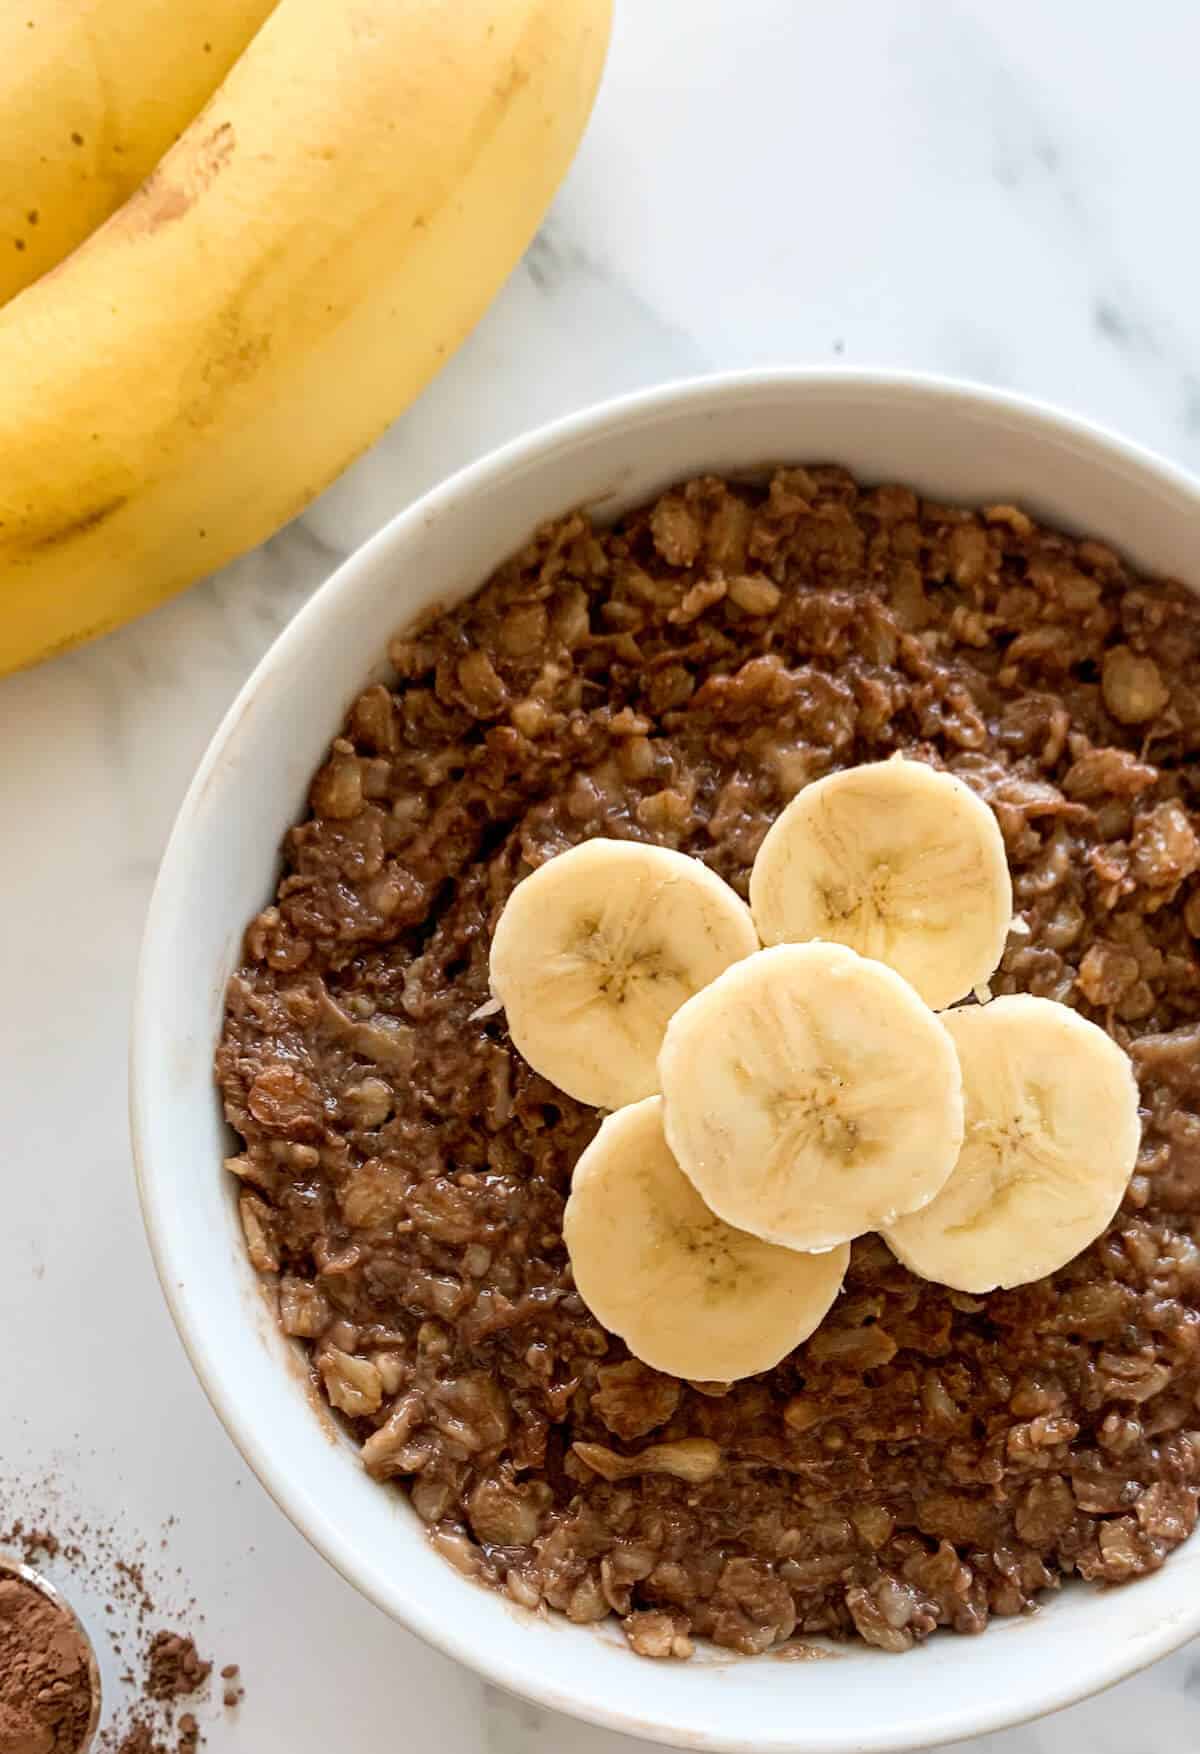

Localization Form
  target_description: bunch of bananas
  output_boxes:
[0,0,611,674]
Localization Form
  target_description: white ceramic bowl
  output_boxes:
[132,370,1200,1753]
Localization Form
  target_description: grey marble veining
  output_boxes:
[2,1,1199,1749]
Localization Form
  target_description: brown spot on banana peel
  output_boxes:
[118,121,237,234]
[5,608,129,674]
[195,311,272,410]
[175,275,279,432]
[492,60,531,105]
[34,121,239,295]
[5,493,128,555]
[131,175,192,229]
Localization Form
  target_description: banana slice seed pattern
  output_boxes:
[488,766,1141,1369]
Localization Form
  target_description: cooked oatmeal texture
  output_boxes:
[216,468,1200,1658]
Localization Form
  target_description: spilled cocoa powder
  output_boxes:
[144,1637,211,1705]
[0,1489,243,1754]
[0,1571,94,1754]
[106,1635,212,1754]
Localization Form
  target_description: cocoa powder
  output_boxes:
[0,1573,94,1754]
[0,1485,243,1754]
[144,1637,210,1705]
[112,1731,155,1754]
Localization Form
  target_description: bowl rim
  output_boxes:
[131,365,1200,1751]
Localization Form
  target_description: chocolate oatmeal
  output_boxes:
[216,468,1200,1657]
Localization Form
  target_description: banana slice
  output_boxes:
[749,757,1013,1011]
[489,838,759,1109]
[884,995,1141,1293]
[658,943,964,1251]
[563,1097,850,1381]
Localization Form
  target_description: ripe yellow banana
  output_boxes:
[0,0,612,674]
[0,0,278,304]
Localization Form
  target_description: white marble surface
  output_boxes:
[3,1,1200,1748]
